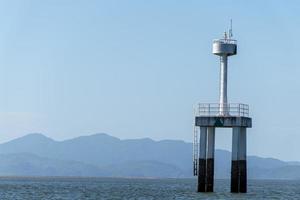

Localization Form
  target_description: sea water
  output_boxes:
[0,177,298,199]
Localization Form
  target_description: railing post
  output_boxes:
[242,104,244,116]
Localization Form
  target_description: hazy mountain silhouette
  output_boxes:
[0,133,298,179]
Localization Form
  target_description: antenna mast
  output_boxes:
[229,19,233,39]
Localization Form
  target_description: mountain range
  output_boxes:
[0,133,298,179]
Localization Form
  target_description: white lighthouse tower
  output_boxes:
[212,21,236,115]
[193,22,252,193]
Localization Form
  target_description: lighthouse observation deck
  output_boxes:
[212,39,237,56]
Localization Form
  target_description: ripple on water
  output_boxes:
[0,177,298,199]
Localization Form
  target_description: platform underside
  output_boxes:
[195,116,252,128]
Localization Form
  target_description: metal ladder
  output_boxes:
[193,125,199,176]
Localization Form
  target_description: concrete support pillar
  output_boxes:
[238,128,247,193]
[197,127,215,192]
[231,127,239,193]
[206,127,215,192]
[231,127,247,193]
[198,127,207,192]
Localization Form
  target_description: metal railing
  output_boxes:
[213,39,237,45]
[195,103,249,117]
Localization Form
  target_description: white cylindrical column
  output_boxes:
[231,127,239,161]
[207,128,215,159]
[238,128,247,161]
[199,127,207,160]
[219,55,228,116]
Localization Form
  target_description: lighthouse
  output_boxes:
[193,23,252,193]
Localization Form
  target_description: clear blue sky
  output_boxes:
[0,0,299,161]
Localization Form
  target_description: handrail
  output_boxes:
[213,39,237,45]
[195,103,249,117]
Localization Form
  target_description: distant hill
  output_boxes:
[0,133,298,179]
[0,153,106,177]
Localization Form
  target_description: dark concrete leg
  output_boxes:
[239,160,247,193]
[206,127,215,192]
[231,127,247,193]
[197,127,208,192]
[206,158,214,192]
[198,158,207,192]
[231,127,239,193]
[197,127,215,193]
[231,160,239,193]
[238,128,247,193]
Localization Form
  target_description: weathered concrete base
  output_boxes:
[198,159,206,192]
[197,158,214,192]
[231,160,247,193]
[195,117,250,193]
[231,160,239,193]
[197,127,215,193]
[239,160,247,193]
[206,158,214,192]
[231,127,247,193]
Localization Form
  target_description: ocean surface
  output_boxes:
[0,177,298,199]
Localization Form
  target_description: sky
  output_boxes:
[0,0,300,161]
